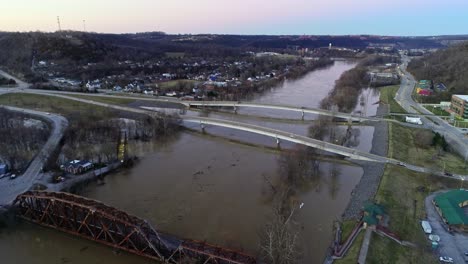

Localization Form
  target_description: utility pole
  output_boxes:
[56,16,62,31]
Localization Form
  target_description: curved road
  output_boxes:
[0,106,68,206]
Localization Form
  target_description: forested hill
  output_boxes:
[408,42,468,99]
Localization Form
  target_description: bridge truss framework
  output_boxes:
[14,191,258,264]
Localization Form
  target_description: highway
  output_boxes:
[396,54,468,159]
[0,106,68,206]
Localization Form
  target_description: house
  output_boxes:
[86,80,101,91]
[0,163,7,175]
[61,160,93,175]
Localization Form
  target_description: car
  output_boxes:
[397,162,406,167]
[9,174,16,179]
[439,256,454,263]
[444,172,453,176]
[429,234,440,242]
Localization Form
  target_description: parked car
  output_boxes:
[429,234,440,242]
[444,172,453,176]
[439,256,454,263]
[421,220,432,234]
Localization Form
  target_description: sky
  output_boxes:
[1,0,468,36]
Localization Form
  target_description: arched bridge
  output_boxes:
[14,191,258,264]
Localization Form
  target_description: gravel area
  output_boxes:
[342,104,389,220]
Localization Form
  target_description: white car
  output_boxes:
[439,256,454,263]
[429,234,440,242]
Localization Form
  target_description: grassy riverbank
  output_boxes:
[379,85,406,113]
[365,86,462,263]
[334,231,365,264]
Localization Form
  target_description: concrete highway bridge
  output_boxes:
[183,116,388,162]
[184,101,381,122]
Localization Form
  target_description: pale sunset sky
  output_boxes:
[1,0,467,35]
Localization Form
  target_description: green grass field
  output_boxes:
[388,123,467,174]
[0,93,119,120]
[334,231,365,264]
[379,85,406,113]
[68,94,137,105]
[366,233,437,264]
[340,220,359,244]
[424,105,450,116]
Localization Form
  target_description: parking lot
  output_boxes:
[425,191,468,263]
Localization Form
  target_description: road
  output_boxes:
[396,54,468,159]
[425,191,468,263]
[0,106,68,207]
[0,69,30,90]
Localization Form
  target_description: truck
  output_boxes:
[405,116,423,125]
[421,220,432,234]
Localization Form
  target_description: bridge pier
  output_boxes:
[200,122,206,132]
[233,105,238,114]
[301,110,305,120]
[276,136,280,147]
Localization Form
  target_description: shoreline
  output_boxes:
[342,103,389,220]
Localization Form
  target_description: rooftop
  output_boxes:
[434,189,468,225]
[453,95,468,102]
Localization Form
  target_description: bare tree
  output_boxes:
[261,188,300,264]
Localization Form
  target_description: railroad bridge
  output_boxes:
[14,191,258,264]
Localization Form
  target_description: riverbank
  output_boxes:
[342,104,389,220]
[43,162,122,192]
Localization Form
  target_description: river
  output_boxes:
[0,61,380,263]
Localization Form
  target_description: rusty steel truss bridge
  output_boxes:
[14,191,258,264]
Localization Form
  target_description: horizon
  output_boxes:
[1,0,468,36]
[2,30,468,38]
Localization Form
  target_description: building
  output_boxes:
[362,202,385,228]
[61,160,93,175]
[433,189,468,231]
[450,95,468,119]
[0,163,7,175]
